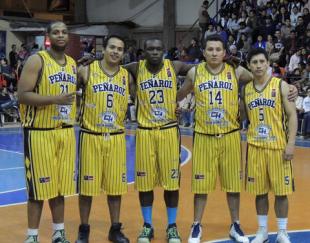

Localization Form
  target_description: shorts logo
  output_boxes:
[247,177,255,183]
[39,177,50,183]
[84,175,94,181]
[194,174,205,180]
[284,176,290,185]
[137,171,146,177]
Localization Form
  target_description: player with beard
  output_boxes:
[18,21,78,243]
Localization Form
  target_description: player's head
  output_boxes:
[247,48,269,78]
[144,38,164,66]
[46,21,68,52]
[203,34,226,66]
[102,35,125,65]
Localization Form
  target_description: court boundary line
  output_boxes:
[204,229,310,242]
[0,166,24,171]
[0,148,23,155]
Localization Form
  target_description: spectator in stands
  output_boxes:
[302,87,310,138]
[302,7,310,26]
[266,34,275,55]
[273,30,285,52]
[237,33,251,55]
[277,6,290,25]
[295,86,304,135]
[237,22,252,41]
[300,58,310,91]
[123,46,137,64]
[295,16,306,40]
[227,34,237,48]
[290,6,302,27]
[238,11,248,25]
[9,44,17,70]
[30,43,40,55]
[187,38,203,62]
[253,34,267,49]
[280,18,293,39]
[216,25,228,43]
[288,48,302,73]
[0,58,16,91]
[288,0,301,13]
[301,0,310,13]
[229,44,245,66]
[198,0,211,39]
[304,29,310,52]
[227,12,240,35]
[257,0,269,8]
[285,30,298,53]
[204,23,217,39]
[246,9,258,30]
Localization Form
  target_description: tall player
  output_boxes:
[18,21,77,243]
[75,35,131,243]
[124,38,193,243]
[177,34,251,243]
[244,48,297,243]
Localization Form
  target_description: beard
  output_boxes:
[52,43,67,52]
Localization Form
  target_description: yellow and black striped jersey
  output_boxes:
[136,59,177,128]
[244,77,287,149]
[79,60,129,133]
[20,51,77,128]
[194,62,239,134]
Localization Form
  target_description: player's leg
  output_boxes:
[220,132,248,243]
[246,146,269,243]
[24,129,58,243]
[76,131,103,243]
[52,128,76,243]
[104,133,129,243]
[269,150,294,243]
[158,127,181,242]
[189,134,218,243]
[136,129,157,243]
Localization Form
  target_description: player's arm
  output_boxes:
[128,72,136,102]
[177,66,195,102]
[281,81,298,161]
[239,86,248,126]
[172,61,196,76]
[235,65,253,85]
[124,62,138,80]
[18,55,76,106]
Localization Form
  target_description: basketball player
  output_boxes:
[75,35,131,243]
[124,38,194,243]
[244,48,297,243]
[178,34,251,243]
[18,21,77,243]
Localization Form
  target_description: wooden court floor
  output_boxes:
[0,134,309,242]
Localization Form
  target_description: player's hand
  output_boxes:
[283,144,294,161]
[224,55,241,68]
[287,85,298,102]
[77,55,95,66]
[175,103,182,119]
[54,91,77,105]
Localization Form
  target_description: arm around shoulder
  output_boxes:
[177,66,195,102]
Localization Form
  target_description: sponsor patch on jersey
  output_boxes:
[122,76,126,86]
[194,174,205,180]
[39,177,50,183]
[84,175,94,181]
[271,88,276,97]
[256,124,271,138]
[101,111,116,125]
[227,72,232,80]
[72,65,76,74]
[247,177,255,183]
[167,67,172,78]
[207,108,225,122]
[137,171,146,177]
[151,107,167,121]
[58,105,72,118]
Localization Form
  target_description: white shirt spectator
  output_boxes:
[290,11,302,27]
[288,53,301,73]
[303,96,310,112]
[257,0,268,7]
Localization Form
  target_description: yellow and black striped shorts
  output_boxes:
[23,127,76,200]
[245,144,294,196]
[78,130,127,196]
[135,125,180,191]
[192,130,242,194]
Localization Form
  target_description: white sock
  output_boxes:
[257,215,268,229]
[234,220,240,225]
[277,218,288,231]
[27,228,38,236]
[52,223,64,231]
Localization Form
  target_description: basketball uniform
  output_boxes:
[78,60,129,196]
[244,77,294,195]
[135,59,180,191]
[20,50,77,200]
[192,62,242,194]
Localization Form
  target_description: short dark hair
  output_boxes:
[143,38,163,49]
[103,35,126,49]
[247,48,269,63]
[204,34,226,50]
[46,21,66,34]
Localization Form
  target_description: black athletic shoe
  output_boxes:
[108,223,130,243]
[75,224,90,243]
